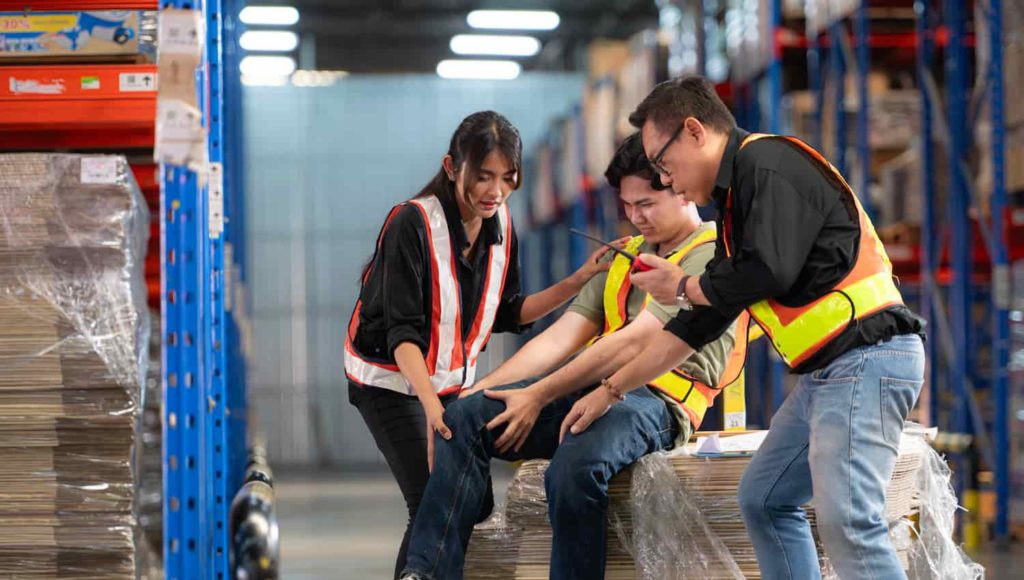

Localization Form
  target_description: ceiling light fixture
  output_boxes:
[240,55,297,77]
[450,34,541,57]
[240,30,299,52]
[239,6,300,26]
[466,10,560,31]
[436,59,521,80]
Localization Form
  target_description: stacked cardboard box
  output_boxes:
[465,431,925,579]
[0,154,148,578]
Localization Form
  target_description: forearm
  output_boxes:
[519,271,587,323]
[394,342,442,414]
[529,330,645,404]
[606,330,695,395]
[479,337,574,388]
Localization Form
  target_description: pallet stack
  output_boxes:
[465,431,924,579]
[0,154,148,578]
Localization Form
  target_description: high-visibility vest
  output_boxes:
[724,134,905,369]
[344,195,513,396]
[600,230,753,430]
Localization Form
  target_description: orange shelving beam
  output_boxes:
[0,2,158,9]
[0,63,156,149]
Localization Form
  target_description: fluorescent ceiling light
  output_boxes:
[239,6,299,26]
[240,55,296,77]
[240,30,299,52]
[291,69,349,87]
[436,59,521,80]
[450,34,541,57]
[241,74,290,87]
[467,10,560,31]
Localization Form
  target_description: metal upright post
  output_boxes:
[767,0,786,414]
[202,0,231,575]
[944,0,972,498]
[161,1,234,576]
[987,0,1011,545]
[915,0,940,430]
[830,20,848,176]
[808,30,823,149]
[855,1,873,218]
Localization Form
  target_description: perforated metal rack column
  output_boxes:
[161,0,245,577]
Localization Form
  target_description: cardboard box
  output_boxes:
[0,11,142,58]
[587,40,630,81]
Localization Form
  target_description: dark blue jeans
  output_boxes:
[401,380,677,580]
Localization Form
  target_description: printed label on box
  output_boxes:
[81,75,100,90]
[209,162,224,238]
[9,77,65,94]
[120,71,156,92]
[159,9,202,56]
[81,157,119,184]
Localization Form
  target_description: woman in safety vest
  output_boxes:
[344,111,611,578]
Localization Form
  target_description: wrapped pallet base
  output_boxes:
[0,154,148,578]
[465,429,982,579]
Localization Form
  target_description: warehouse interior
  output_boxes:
[1,0,1023,578]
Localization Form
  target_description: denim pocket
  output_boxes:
[810,349,864,383]
[880,377,923,446]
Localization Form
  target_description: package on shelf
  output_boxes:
[1006,0,1024,131]
[0,11,157,60]
[587,40,630,81]
[784,88,920,153]
[583,79,618,182]
[615,30,659,141]
[464,427,977,579]
[0,153,149,579]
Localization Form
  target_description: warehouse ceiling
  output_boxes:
[280,0,660,73]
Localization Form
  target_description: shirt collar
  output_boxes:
[712,127,750,203]
[437,190,503,251]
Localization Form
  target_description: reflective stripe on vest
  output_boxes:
[725,134,905,368]
[344,196,513,395]
[599,229,752,429]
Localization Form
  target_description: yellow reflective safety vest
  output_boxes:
[724,134,905,369]
[600,230,752,430]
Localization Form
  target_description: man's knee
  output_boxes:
[443,393,502,433]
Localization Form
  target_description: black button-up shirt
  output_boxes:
[665,128,925,373]
[351,192,527,368]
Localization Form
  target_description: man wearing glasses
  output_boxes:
[588,76,926,579]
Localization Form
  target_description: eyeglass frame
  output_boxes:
[648,122,685,177]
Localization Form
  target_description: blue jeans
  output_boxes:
[401,381,677,580]
[737,334,925,580]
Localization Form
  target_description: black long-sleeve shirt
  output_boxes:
[351,192,528,367]
[665,128,925,373]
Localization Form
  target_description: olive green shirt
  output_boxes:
[567,222,737,445]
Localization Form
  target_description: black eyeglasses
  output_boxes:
[648,122,685,177]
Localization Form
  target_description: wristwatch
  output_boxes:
[676,275,694,311]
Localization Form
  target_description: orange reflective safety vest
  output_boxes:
[600,231,754,430]
[724,134,905,369]
[344,195,514,396]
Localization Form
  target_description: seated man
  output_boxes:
[400,134,748,580]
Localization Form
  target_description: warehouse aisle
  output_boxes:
[277,466,515,579]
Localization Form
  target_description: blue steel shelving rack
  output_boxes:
[161,0,249,577]
[914,0,1012,544]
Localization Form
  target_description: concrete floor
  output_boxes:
[276,470,1023,579]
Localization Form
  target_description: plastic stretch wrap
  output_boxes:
[0,154,148,578]
[465,427,973,579]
